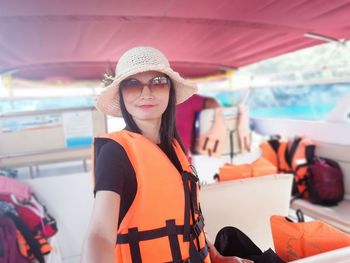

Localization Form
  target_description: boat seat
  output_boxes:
[200,174,293,251]
[290,140,350,234]
[25,173,94,263]
[290,246,350,263]
[290,198,350,233]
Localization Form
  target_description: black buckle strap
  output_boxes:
[166,219,182,262]
[117,225,185,244]
[182,172,191,241]
[182,170,201,250]
[183,171,199,183]
[199,244,209,261]
[190,181,199,214]
[128,227,142,263]
[191,215,205,238]
[183,171,199,214]
[287,137,302,167]
[117,221,207,263]
[183,243,209,263]
[116,220,204,245]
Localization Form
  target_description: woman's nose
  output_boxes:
[140,85,153,98]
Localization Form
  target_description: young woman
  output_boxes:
[81,47,252,263]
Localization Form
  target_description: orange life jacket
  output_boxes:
[218,157,277,181]
[270,215,350,262]
[288,137,315,198]
[197,107,227,157]
[94,131,210,263]
[260,136,315,198]
[260,138,291,173]
[16,231,52,261]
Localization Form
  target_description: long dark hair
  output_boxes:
[118,78,186,164]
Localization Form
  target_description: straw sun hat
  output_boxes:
[95,46,197,117]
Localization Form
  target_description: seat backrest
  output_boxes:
[200,174,293,251]
[25,173,94,263]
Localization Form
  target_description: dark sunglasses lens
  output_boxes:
[121,79,142,92]
[150,77,169,89]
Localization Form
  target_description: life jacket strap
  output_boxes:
[229,130,235,163]
[191,214,205,238]
[117,217,206,263]
[287,137,302,167]
[166,219,182,262]
[183,243,209,263]
[116,217,205,244]
[182,171,199,214]
[128,227,142,263]
[199,244,209,261]
[183,171,199,183]
[202,137,209,151]
[182,171,192,241]
[213,140,219,153]
[117,225,184,244]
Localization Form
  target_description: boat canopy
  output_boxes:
[1,0,350,80]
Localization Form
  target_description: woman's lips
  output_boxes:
[138,104,155,109]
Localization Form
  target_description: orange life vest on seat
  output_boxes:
[94,131,210,263]
[288,137,315,198]
[260,138,291,173]
[270,215,350,262]
[218,157,277,181]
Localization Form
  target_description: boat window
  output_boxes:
[198,83,350,121]
[198,42,350,121]
[247,84,350,120]
[0,97,94,114]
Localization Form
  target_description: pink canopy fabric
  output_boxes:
[1,0,350,80]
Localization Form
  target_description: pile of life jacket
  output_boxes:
[0,176,58,263]
[270,210,350,261]
[260,135,345,206]
[217,157,277,182]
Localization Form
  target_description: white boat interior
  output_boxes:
[1,1,350,262]
[13,94,350,262]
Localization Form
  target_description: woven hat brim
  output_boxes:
[95,66,197,117]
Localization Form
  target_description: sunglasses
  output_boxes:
[120,76,170,96]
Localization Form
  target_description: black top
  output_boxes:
[93,137,183,227]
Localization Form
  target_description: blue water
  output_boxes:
[202,83,350,120]
[1,83,349,121]
[250,103,336,120]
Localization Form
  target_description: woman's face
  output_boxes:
[120,71,170,123]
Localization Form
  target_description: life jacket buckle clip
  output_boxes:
[191,214,205,238]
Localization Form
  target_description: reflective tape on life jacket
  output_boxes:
[260,138,291,173]
[288,137,315,198]
[270,215,350,262]
[94,131,210,263]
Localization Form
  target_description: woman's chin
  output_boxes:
[133,113,163,122]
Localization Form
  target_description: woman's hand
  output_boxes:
[211,254,254,263]
[206,231,254,263]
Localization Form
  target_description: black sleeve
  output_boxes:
[93,138,135,197]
